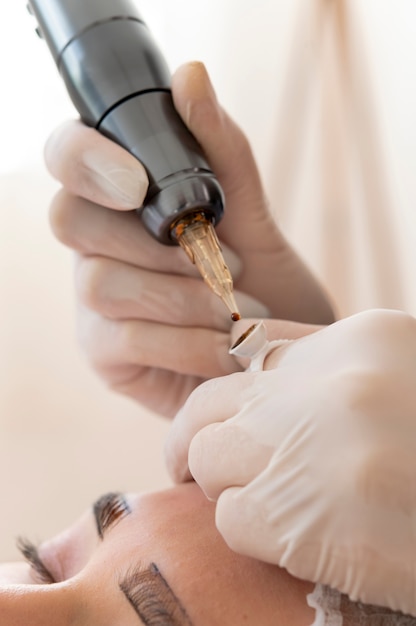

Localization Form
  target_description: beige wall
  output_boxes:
[0,169,170,560]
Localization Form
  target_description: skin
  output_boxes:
[0,483,315,625]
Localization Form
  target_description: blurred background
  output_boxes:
[1,0,416,559]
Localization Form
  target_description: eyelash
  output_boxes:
[16,537,56,585]
[94,492,130,538]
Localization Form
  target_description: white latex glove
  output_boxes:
[45,61,334,418]
[166,309,416,616]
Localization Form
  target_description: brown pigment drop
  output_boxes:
[231,312,241,322]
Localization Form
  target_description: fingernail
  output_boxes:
[196,61,218,104]
[182,62,220,127]
[83,149,148,209]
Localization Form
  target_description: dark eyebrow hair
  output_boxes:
[120,562,194,626]
[92,493,193,624]
[93,492,131,538]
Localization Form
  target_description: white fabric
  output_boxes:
[137,0,416,319]
[307,584,416,626]
[307,585,343,626]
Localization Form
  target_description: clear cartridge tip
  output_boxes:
[172,214,240,321]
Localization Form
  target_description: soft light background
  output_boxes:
[1,0,416,559]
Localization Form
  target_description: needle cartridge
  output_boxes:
[172,214,241,321]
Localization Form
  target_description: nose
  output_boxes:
[0,562,33,584]
[0,580,79,626]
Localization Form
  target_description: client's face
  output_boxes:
[0,483,314,625]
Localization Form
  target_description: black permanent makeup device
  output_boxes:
[27,0,240,319]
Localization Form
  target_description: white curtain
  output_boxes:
[149,0,416,317]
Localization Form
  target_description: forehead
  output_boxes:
[128,484,215,529]
[115,487,294,624]
[73,484,313,625]
[103,484,218,560]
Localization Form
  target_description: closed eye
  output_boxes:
[16,537,56,585]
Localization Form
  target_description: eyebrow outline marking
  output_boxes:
[120,562,194,626]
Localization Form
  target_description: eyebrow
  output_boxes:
[92,493,194,625]
[93,492,130,538]
[120,562,194,626]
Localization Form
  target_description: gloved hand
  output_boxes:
[44,61,334,418]
[166,309,416,616]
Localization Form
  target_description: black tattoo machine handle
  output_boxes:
[27,0,225,244]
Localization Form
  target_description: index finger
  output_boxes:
[165,371,252,483]
[44,120,149,210]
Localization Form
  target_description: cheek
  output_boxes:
[0,582,85,626]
